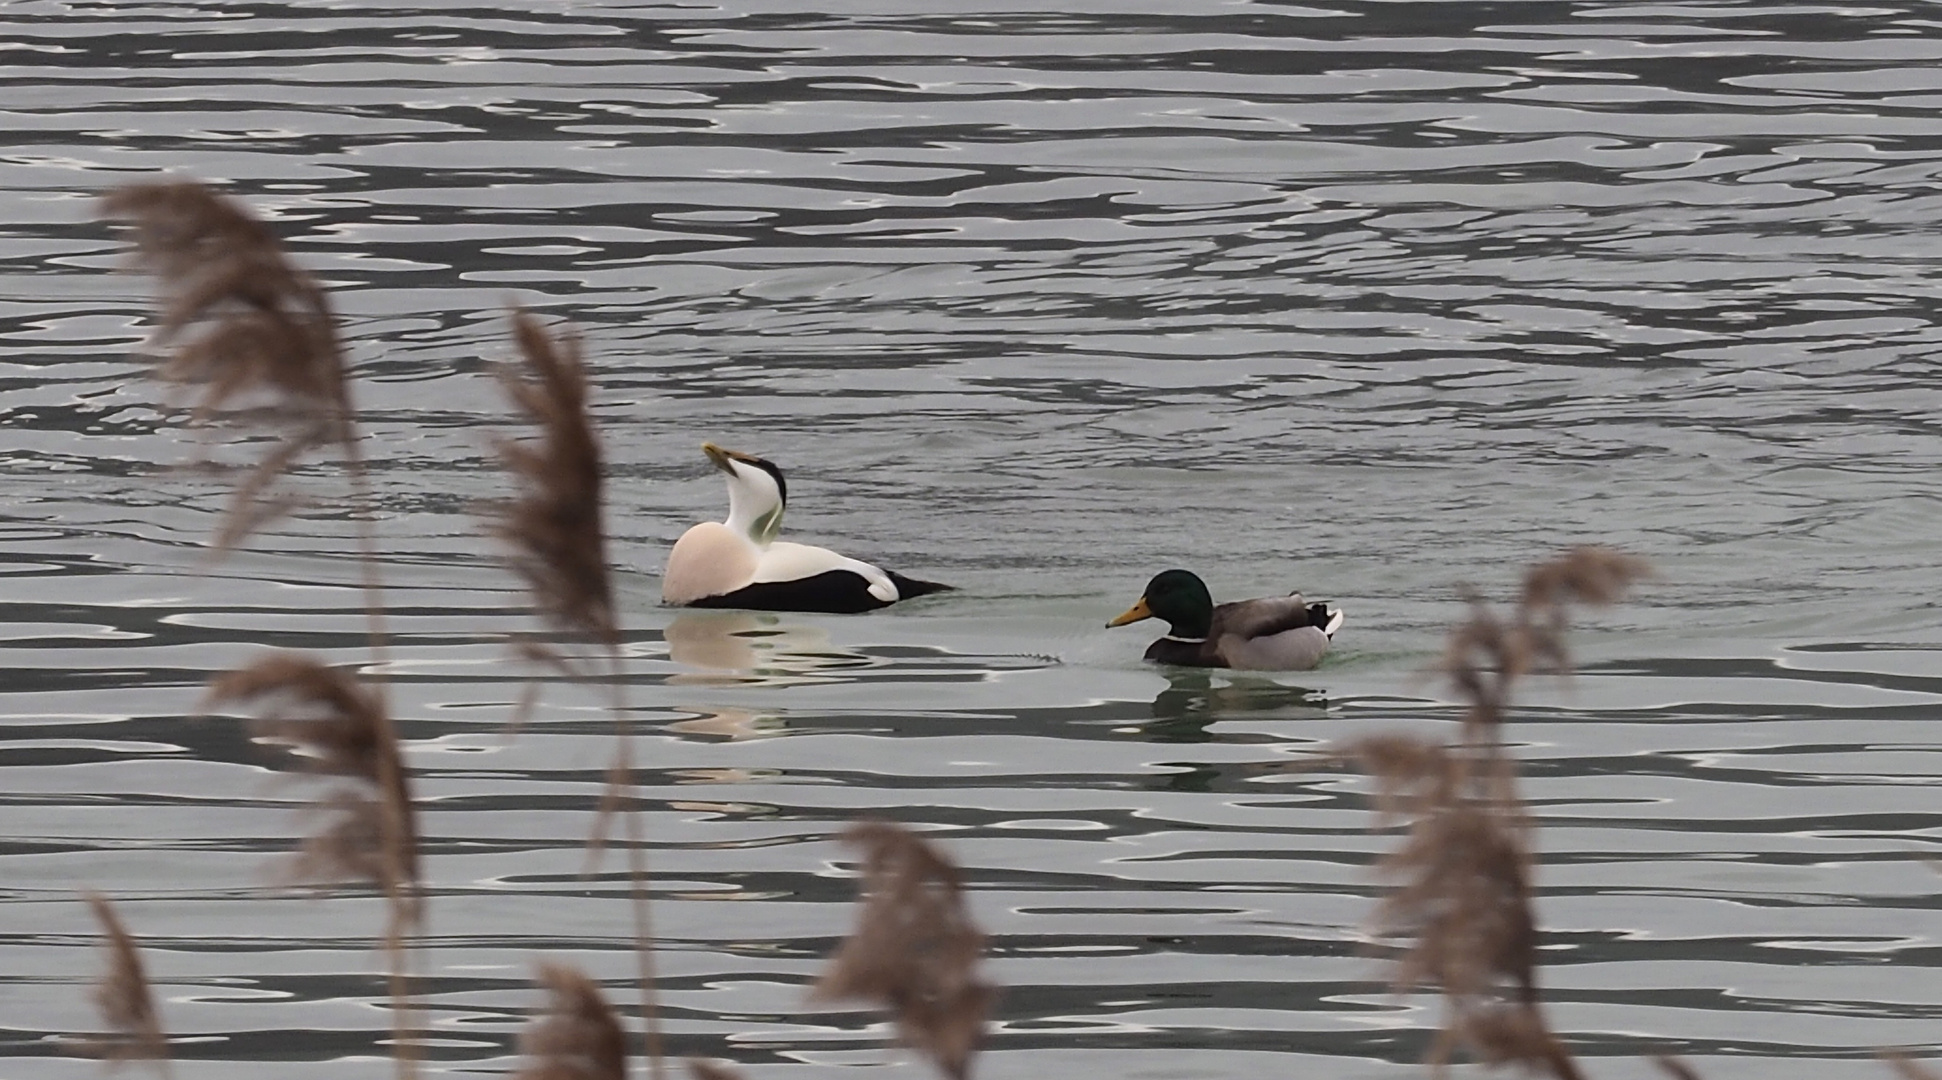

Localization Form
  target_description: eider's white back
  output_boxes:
[755,541,898,602]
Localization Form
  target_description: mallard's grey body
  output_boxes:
[1110,570,1341,671]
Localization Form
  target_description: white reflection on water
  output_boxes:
[664,610,872,688]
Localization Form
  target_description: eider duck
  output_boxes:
[662,443,952,614]
[1107,569,1342,671]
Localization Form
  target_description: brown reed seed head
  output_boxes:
[100,181,356,549]
[207,653,420,919]
[1383,803,1536,995]
[1337,735,1460,824]
[1519,546,1652,675]
[1349,737,1537,997]
[1441,599,1518,733]
[1886,1057,1942,1080]
[84,892,168,1066]
[1346,730,1573,1079]
[492,311,616,650]
[812,821,994,1080]
[515,963,627,1080]
[1442,547,1649,738]
[1458,1002,1580,1078]
[1339,549,1649,1080]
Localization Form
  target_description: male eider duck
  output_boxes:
[662,443,952,614]
[1107,569,1342,671]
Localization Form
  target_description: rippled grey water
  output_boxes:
[7,1,1942,1078]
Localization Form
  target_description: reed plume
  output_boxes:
[208,653,419,912]
[1340,736,1565,1078]
[516,963,627,1080]
[106,178,413,1075]
[1445,547,1651,735]
[812,821,994,1080]
[206,652,422,1077]
[84,893,171,1076]
[1339,547,1647,1079]
[101,179,395,685]
[493,310,617,656]
[99,181,354,550]
[489,310,662,1080]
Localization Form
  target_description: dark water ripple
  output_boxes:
[6,2,1942,1079]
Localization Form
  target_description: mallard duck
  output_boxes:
[662,443,952,613]
[1107,569,1342,670]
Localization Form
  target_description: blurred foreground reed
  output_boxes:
[1338,547,1648,1079]
[813,821,995,1080]
[101,180,420,1077]
[516,963,630,1080]
[490,310,666,1080]
[98,182,355,551]
[83,893,170,1077]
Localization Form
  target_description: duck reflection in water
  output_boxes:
[1142,668,1332,744]
[666,705,784,742]
[663,609,873,687]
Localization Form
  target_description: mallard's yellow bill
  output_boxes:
[1107,596,1153,628]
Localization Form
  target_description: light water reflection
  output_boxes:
[664,610,865,687]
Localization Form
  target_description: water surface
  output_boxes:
[6,2,1942,1078]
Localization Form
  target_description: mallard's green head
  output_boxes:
[1108,569,1214,639]
[703,441,787,545]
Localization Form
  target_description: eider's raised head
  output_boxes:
[704,442,786,546]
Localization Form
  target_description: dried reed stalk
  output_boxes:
[1445,547,1651,741]
[812,821,994,1080]
[516,963,627,1080]
[1341,735,1567,1078]
[207,652,421,1076]
[100,179,394,670]
[209,653,419,909]
[489,311,663,1080]
[101,174,402,672]
[99,181,354,551]
[1339,547,1647,1080]
[84,893,171,1076]
[1652,1057,1703,1080]
[106,180,415,1075]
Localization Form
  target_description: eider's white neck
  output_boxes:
[721,460,784,547]
[1161,633,1208,644]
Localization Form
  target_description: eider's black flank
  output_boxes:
[689,569,953,614]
